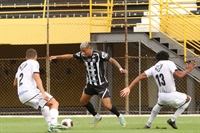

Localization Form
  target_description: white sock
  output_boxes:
[146,104,163,127]
[50,108,59,124]
[171,97,191,122]
[41,106,51,126]
[94,113,99,118]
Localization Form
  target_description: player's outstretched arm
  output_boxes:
[109,57,127,73]
[173,60,195,78]
[49,54,74,61]
[120,72,147,97]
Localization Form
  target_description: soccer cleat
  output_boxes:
[50,122,68,130]
[119,114,126,127]
[144,125,150,129]
[58,125,68,130]
[91,114,102,128]
[47,126,60,132]
[167,119,178,129]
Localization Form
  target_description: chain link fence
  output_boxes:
[0,0,200,116]
[1,43,200,115]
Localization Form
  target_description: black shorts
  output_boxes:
[84,82,110,99]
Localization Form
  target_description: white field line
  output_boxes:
[0,114,200,118]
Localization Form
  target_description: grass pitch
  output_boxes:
[0,115,200,133]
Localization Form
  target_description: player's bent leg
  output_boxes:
[41,106,51,126]
[168,95,191,129]
[144,103,163,128]
[80,92,93,105]
[46,98,59,109]
[45,98,68,130]
[80,93,102,128]
[102,98,126,127]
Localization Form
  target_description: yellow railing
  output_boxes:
[0,1,149,28]
[89,0,113,32]
[149,0,200,61]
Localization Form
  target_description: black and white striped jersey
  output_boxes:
[73,50,110,86]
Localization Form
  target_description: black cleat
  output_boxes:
[167,119,178,129]
[144,125,150,129]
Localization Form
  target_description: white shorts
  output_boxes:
[158,91,187,108]
[24,92,53,109]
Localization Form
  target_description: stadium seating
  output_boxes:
[0,0,148,31]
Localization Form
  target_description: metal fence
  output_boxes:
[0,0,200,116]
[1,42,200,115]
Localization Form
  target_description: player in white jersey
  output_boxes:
[120,51,195,129]
[14,48,67,132]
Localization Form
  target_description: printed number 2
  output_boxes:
[19,73,24,86]
[155,73,166,87]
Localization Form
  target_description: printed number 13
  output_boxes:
[155,73,166,87]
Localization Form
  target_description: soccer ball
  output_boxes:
[61,118,73,129]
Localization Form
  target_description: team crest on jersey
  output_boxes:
[92,59,96,62]
[76,52,81,57]
[102,52,108,59]
[20,63,27,71]
[87,58,91,62]
[155,64,163,72]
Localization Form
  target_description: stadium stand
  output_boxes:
[0,0,148,32]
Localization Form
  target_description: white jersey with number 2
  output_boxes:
[145,60,177,93]
[15,60,40,103]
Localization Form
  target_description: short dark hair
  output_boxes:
[156,51,169,61]
[26,48,37,59]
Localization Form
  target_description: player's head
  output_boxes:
[80,41,92,57]
[26,48,37,60]
[156,51,169,61]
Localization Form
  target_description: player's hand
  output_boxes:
[49,56,57,61]
[119,68,128,73]
[43,94,49,101]
[186,60,195,72]
[120,87,130,97]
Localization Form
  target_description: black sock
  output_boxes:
[84,102,97,116]
[110,106,120,117]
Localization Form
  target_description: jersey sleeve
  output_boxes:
[31,61,40,74]
[100,51,110,61]
[144,66,154,77]
[168,61,177,74]
[73,52,82,59]
[15,69,19,78]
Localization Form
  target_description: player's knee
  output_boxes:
[186,95,191,103]
[51,98,59,106]
[103,103,112,110]
[105,106,112,110]
[80,99,88,105]
[180,96,191,109]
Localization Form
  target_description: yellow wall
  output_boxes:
[0,17,109,45]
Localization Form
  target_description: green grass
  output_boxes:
[1,116,200,133]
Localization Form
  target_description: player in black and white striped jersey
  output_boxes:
[50,41,127,128]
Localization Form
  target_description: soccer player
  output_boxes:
[120,51,195,129]
[50,41,127,128]
[13,48,67,132]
